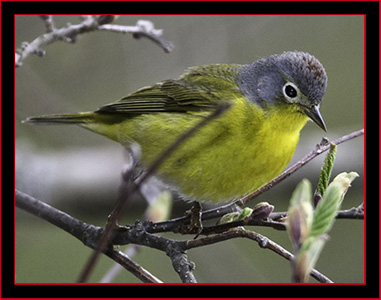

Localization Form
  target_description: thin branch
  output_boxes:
[15,190,160,283]
[237,129,364,207]
[15,190,102,248]
[147,201,364,237]
[100,244,144,283]
[16,189,331,283]
[136,103,231,188]
[104,248,163,283]
[39,15,56,32]
[336,202,364,219]
[269,203,364,223]
[144,129,364,236]
[109,221,197,283]
[15,16,173,67]
[185,227,333,283]
[76,162,139,283]
[99,20,174,53]
[16,128,363,283]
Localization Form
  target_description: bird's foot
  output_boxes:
[183,201,203,239]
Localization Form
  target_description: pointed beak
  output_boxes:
[302,105,327,132]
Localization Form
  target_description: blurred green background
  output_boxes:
[16,15,364,283]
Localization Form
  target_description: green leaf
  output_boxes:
[317,143,337,196]
[289,171,358,283]
[310,172,359,238]
[217,207,253,225]
[239,207,254,219]
[217,212,240,225]
[293,235,328,283]
[286,180,314,250]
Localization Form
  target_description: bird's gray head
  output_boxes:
[237,51,328,130]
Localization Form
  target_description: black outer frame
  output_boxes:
[5,0,377,298]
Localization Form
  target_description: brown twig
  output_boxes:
[104,248,163,283]
[185,227,333,283]
[16,128,363,283]
[99,20,174,53]
[15,16,173,67]
[15,190,162,283]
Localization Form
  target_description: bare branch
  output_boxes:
[16,189,161,283]
[15,16,173,67]
[16,128,363,283]
[104,248,163,283]
[185,227,333,283]
[99,20,174,53]
[39,15,56,32]
[15,189,101,248]
[16,189,332,283]
[336,202,364,219]
[237,129,364,207]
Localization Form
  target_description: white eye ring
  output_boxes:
[282,82,300,102]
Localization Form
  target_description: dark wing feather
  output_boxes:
[96,79,218,115]
[96,64,242,115]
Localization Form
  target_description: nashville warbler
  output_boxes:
[25,51,327,203]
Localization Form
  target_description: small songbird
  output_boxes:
[25,51,327,203]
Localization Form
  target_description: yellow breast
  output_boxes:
[83,99,309,203]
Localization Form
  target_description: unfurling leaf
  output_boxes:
[317,143,337,196]
[286,180,313,251]
[310,172,359,238]
[293,235,328,283]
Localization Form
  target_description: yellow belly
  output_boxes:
[84,99,309,202]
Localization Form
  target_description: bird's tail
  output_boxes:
[23,112,93,125]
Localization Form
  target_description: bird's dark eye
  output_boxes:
[282,82,299,102]
[285,84,297,98]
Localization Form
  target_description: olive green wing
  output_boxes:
[96,65,242,115]
[96,79,218,114]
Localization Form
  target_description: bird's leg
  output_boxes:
[183,201,203,238]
